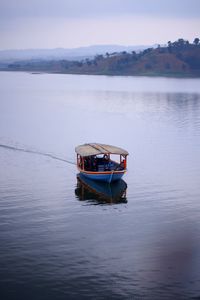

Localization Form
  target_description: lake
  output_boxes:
[0,72,200,299]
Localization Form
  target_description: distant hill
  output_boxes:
[0,44,150,63]
[2,39,200,77]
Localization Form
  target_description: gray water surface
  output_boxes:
[0,72,200,299]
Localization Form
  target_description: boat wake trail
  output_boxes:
[0,143,76,165]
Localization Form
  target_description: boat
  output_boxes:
[75,143,128,182]
[75,173,127,204]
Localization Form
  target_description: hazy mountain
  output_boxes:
[0,45,151,62]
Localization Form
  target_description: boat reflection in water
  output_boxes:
[75,173,128,205]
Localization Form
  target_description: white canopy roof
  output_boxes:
[75,143,129,157]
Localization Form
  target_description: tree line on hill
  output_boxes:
[5,38,200,77]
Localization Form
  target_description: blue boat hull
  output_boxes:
[79,170,125,182]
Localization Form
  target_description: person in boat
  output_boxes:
[84,157,89,170]
[92,156,98,171]
[84,155,98,171]
[119,158,126,170]
[103,154,111,171]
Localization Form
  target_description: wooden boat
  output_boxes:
[75,143,128,183]
[76,173,127,204]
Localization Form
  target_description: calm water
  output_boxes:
[0,72,200,300]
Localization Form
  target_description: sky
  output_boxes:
[0,0,200,50]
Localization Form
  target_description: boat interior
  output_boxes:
[78,154,126,172]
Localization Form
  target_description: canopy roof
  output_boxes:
[75,143,129,157]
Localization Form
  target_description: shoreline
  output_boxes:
[1,69,200,79]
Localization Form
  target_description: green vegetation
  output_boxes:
[5,38,200,77]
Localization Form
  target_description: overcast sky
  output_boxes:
[0,0,200,49]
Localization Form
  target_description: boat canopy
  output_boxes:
[75,143,129,157]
